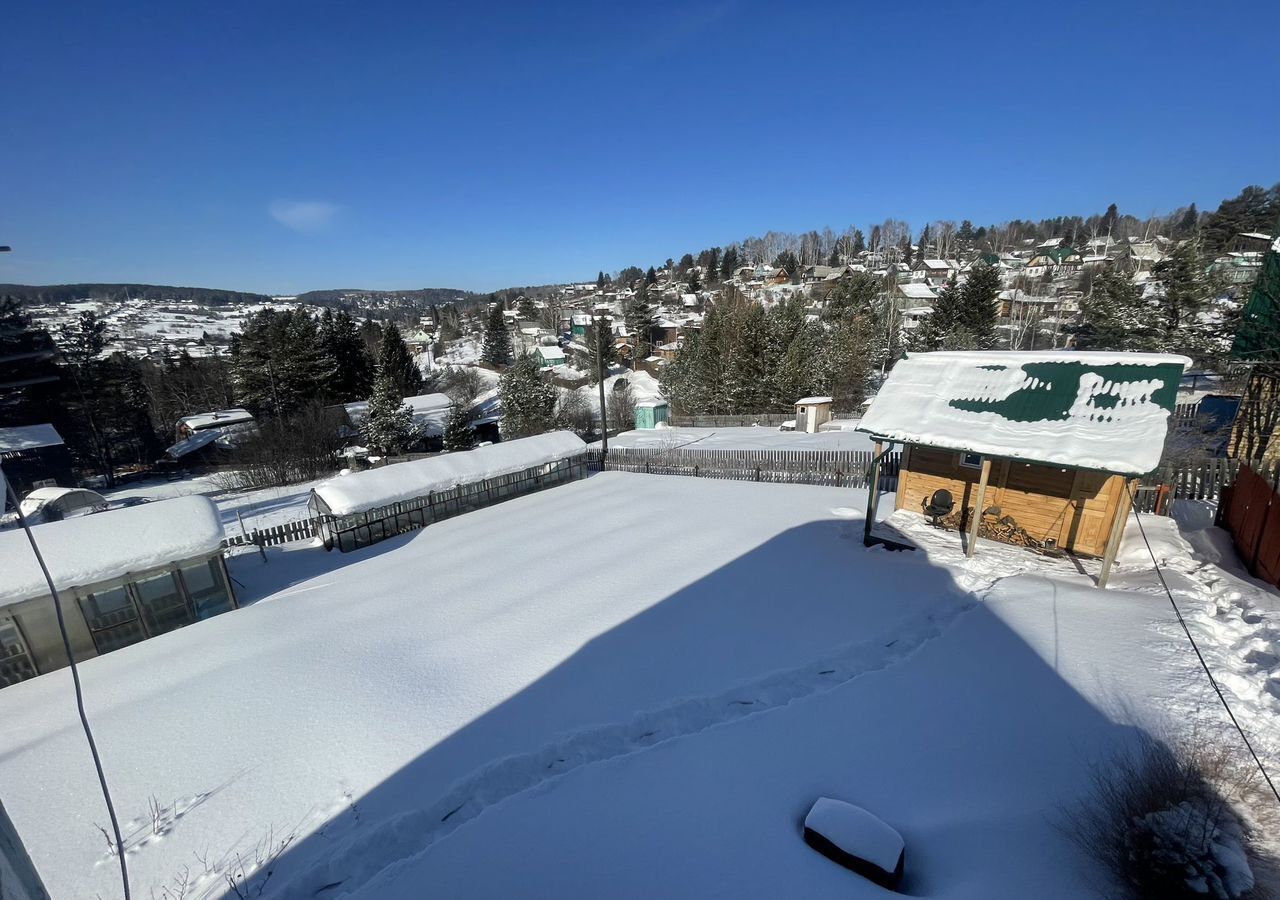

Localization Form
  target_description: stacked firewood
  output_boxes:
[935,507,1047,552]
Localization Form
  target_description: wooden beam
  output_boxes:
[966,456,992,558]
[863,440,883,547]
[1097,477,1136,588]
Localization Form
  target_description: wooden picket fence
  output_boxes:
[224,517,323,549]
[586,447,900,490]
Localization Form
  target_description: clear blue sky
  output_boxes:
[2,0,1276,294]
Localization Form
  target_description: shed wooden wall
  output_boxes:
[895,445,1127,557]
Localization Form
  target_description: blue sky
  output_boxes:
[2,0,1277,294]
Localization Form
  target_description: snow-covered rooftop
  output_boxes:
[0,496,225,605]
[178,408,254,432]
[0,423,64,452]
[796,396,832,405]
[311,431,587,516]
[858,351,1190,475]
[345,393,453,436]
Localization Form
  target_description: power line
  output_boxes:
[1124,484,1280,807]
[2,477,131,899]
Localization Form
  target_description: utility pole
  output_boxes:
[596,312,608,454]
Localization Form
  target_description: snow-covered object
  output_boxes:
[0,423,64,451]
[0,496,225,605]
[345,393,454,437]
[178,408,254,433]
[1129,801,1253,898]
[796,396,832,405]
[166,429,221,459]
[858,351,1191,475]
[311,431,587,516]
[803,797,904,887]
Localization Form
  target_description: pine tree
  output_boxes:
[1100,203,1119,235]
[376,322,424,398]
[724,303,769,411]
[1075,271,1156,351]
[481,301,513,368]
[589,315,618,382]
[362,369,416,455]
[720,246,740,282]
[686,268,702,292]
[517,295,536,319]
[851,229,866,255]
[624,283,656,361]
[499,352,558,438]
[1152,241,1213,357]
[597,271,607,291]
[443,402,476,452]
[957,263,1001,350]
[646,266,658,285]
[319,309,375,402]
[918,225,931,259]
[0,295,61,428]
[910,274,961,352]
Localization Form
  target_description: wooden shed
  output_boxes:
[857,351,1190,581]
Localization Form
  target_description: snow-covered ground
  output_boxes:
[0,474,1276,898]
[606,424,874,451]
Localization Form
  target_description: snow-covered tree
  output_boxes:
[499,352,557,438]
[442,403,476,452]
[378,322,424,398]
[362,369,417,455]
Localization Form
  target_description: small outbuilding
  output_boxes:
[857,351,1190,584]
[0,496,235,688]
[634,399,670,430]
[795,396,833,433]
[0,424,74,494]
[536,345,567,370]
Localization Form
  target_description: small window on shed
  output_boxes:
[959,452,983,469]
[181,559,234,619]
[80,586,145,653]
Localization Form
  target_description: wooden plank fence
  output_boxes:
[586,447,900,491]
[224,517,322,549]
[222,450,1261,552]
[669,413,796,428]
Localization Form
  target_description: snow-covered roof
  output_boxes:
[0,423,64,452]
[166,429,221,459]
[858,351,1191,475]
[536,345,566,360]
[634,399,668,409]
[897,284,937,300]
[311,431,588,516]
[345,393,453,435]
[0,496,225,605]
[179,408,254,431]
[796,396,833,405]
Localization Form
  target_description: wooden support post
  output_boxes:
[863,441,884,547]
[966,457,992,558]
[1098,478,1136,588]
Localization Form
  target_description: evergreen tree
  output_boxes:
[773,250,799,276]
[918,224,931,258]
[377,322,424,398]
[724,303,769,410]
[499,352,558,438]
[851,229,866,255]
[319,309,375,402]
[902,239,913,265]
[443,402,476,452]
[230,308,328,418]
[1100,203,1119,234]
[481,301,514,368]
[517,295,537,319]
[686,267,702,292]
[705,247,721,283]
[910,274,961,352]
[1177,203,1199,237]
[624,283,656,361]
[957,263,1000,350]
[677,253,695,275]
[362,368,416,455]
[720,246,740,281]
[0,296,61,428]
[646,266,658,285]
[1075,271,1157,351]
[589,314,618,382]
[596,271,607,291]
[1152,241,1215,358]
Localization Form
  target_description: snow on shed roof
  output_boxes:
[311,431,588,516]
[0,496,225,606]
[857,351,1190,475]
[897,284,937,300]
[345,393,453,436]
[796,396,833,405]
[0,423,64,451]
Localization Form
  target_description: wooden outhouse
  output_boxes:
[857,351,1189,581]
[795,396,833,433]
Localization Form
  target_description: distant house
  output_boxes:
[343,392,454,450]
[0,424,74,496]
[858,350,1189,579]
[0,496,236,688]
[536,345,567,370]
[571,313,592,337]
[404,328,435,354]
[176,408,255,441]
[1024,246,1083,275]
[911,259,959,286]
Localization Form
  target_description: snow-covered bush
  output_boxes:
[1065,734,1273,899]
